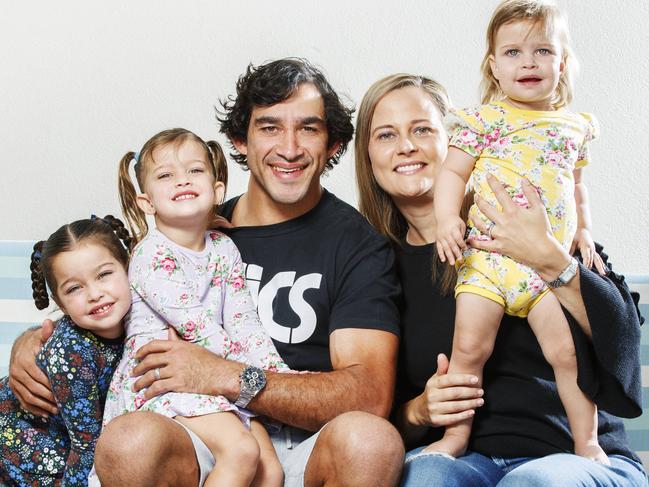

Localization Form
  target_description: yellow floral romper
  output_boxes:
[447,101,597,317]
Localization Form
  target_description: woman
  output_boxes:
[355,74,647,486]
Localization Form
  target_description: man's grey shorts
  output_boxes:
[177,420,322,487]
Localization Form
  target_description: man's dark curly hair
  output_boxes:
[217,58,355,171]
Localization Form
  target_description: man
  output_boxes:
[10,58,404,486]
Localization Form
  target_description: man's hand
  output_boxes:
[132,336,242,401]
[8,319,57,417]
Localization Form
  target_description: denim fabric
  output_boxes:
[402,448,648,487]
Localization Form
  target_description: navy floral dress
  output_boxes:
[0,317,122,486]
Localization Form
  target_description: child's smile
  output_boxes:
[52,242,130,339]
[137,139,223,238]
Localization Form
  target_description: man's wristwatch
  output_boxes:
[234,365,266,408]
[544,257,578,288]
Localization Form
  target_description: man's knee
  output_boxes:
[95,412,152,467]
[313,411,404,484]
[95,411,198,487]
[332,411,403,457]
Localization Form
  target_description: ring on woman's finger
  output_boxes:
[153,367,161,381]
[486,221,496,239]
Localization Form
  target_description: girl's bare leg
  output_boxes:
[249,420,284,487]
[175,412,260,487]
[424,293,504,457]
[527,293,609,464]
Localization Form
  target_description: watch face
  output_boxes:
[242,366,266,392]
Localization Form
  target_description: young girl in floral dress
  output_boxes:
[0,216,131,486]
[432,0,608,463]
[101,128,287,487]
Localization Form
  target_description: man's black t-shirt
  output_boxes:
[220,190,401,371]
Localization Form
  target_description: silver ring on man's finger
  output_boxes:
[487,222,496,239]
[153,367,161,381]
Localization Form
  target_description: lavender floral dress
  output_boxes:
[102,229,288,425]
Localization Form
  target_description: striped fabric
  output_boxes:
[0,241,647,463]
[0,241,60,378]
[625,274,649,466]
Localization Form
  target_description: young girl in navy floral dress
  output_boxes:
[100,128,287,487]
[0,216,131,486]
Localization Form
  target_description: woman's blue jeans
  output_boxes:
[402,447,648,486]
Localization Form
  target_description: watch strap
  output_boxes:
[545,257,578,289]
[234,388,255,408]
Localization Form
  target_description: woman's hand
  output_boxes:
[468,175,570,281]
[407,354,483,428]
[8,320,57,417]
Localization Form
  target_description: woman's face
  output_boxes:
[368,86,447,202]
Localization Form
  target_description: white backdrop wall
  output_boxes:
[2,0,648,274]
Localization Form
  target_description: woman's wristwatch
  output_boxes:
[544,257,579,288]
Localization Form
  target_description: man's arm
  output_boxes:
[133,327,398,431]
[256,328,398,429]
[8,321,57,416]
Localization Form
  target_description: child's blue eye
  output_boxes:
[190,168,204,174]
[537,48,551,55]
[505,49,519,57]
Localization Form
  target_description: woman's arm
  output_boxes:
[469,175,643,416]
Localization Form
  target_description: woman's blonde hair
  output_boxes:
[355,74,459,294]
[117,128,227,246]
[480,0,577,108]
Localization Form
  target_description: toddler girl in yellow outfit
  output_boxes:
[431,0,608,464]
[451,102,597,317]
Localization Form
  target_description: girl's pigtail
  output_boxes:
[30,241,50,310]
[118,152,148,246]
[102,214,134,253]
[206,141,228,191]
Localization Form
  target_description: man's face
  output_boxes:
[233,83,339,216]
